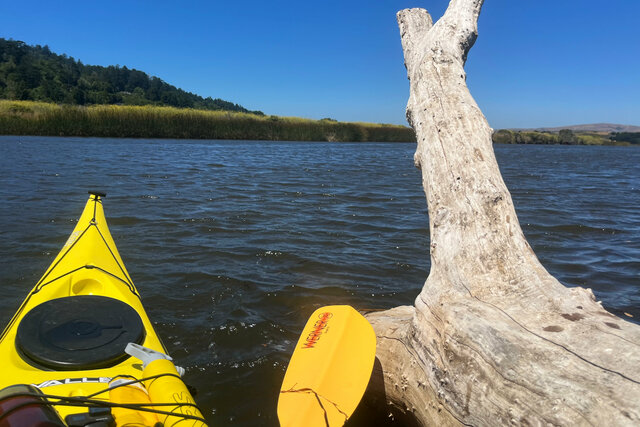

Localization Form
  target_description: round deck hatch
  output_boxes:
[16,295,145,370]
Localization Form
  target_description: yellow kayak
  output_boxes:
[0,192,206,426]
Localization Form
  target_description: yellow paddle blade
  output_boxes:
[278,305,376,427]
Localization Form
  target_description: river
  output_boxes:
[0,136,638,425]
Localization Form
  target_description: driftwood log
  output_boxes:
[364,1,640,425]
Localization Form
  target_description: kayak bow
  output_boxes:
[0,192,206,426]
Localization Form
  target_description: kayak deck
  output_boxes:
[0,193,206,425]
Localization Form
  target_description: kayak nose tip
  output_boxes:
[88,190,107,199]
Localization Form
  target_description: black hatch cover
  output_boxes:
[16,295,145,370]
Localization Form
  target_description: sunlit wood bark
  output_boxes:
[365,1,640,425]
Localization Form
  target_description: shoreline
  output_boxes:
[1,100,637,145]
[0,100,416,143]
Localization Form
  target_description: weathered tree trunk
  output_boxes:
[364,1,640,425]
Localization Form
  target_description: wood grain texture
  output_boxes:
[366,2,640,425]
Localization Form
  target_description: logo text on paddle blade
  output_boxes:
[302,312,332,349]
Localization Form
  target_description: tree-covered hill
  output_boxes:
[0,38,262,114]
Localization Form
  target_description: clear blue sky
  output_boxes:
[1,0,638,128]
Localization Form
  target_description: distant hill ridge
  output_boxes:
[514,123,640,133]
[0,38,263,115]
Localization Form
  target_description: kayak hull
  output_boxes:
[0,194,205,425]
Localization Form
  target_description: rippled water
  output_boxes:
[0,137,638,425]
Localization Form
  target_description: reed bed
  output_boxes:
[0,101,416,142]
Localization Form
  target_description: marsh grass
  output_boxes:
[0,100,416,142]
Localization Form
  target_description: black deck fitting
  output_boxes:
[88,190,107,198]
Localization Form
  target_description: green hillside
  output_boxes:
[0,38,261,114]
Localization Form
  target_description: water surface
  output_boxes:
[0,137,638,425]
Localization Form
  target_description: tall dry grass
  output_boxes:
[0,101,416,142]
